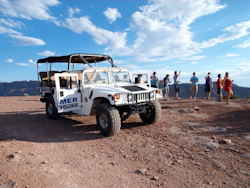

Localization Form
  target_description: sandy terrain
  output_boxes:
[0,96,250,188]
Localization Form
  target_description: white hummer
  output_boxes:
[37,54,162,136]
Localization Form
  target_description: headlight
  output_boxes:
[115,94,120,99]
[150,91,154,99]
[127,94,133,102]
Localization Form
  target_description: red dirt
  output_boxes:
[0,96,250,187]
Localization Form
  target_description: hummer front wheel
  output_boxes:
[96,103,121,136]
[139,100,162,124]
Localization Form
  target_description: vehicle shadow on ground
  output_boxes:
[0,111,146,143]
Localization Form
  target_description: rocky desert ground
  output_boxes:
[0,96,250,188]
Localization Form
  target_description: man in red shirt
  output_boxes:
[224,72,234,104]
[216,74,223,102]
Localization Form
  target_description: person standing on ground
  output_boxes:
[162,74,171,100]
[173,71,181,100]
[190,72,199,99]
[216,74,224,102]
[150,72,159,88]
[204,72,213,99]
[224,72,234,104]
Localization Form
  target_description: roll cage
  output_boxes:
[37,53,117,90]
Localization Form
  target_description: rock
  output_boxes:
[111,161,115,165]
[92,154,98,158]
[173,159,182,165]
[212,160,225,171]
[198,152,211,158]
[7,154,15,160]
[196,136,221,150]
[157,169,164,173]
[176,159,182,164]
[243,135,250,140]
[242,154,250,159]
[179,109,187,113]
[152,176,159,180]
[41,161,47,164]
[137,168,147,175]
[219,139,232,144]
[193,106,200,112]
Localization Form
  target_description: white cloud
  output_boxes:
[198,21,250,48]
[0,25,22,35]
[61,0,250,64]
[28,59,36,64]
[0,18,24,29]
[0,0,60,21]
[9,35,45,46]
[182,56,206,61]
[103,7,121,23]
[113,60,129,64]
[191,61,199,64]
[63,17,127,49]
[17,59,36,67]
[226,53,240,57]
[5,58,13,63]
[233,38,250,48]
[17,63,31,67]
[37,50,56,56]
[68,7,81,18]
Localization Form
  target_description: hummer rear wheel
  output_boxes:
[46,97,60,120]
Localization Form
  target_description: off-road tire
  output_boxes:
[96,103,121,136]
[140,100,162,124]
[46,97,60,120]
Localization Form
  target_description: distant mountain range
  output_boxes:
[0,80,250,98]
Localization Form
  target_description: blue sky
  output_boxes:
[1,0,250,87]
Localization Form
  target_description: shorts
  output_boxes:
[174,84,179,92]
[205,85,210,92]
[190,85,198,93]
[164,86,169,94]
[217,88,222,95]
[151,85,158,88]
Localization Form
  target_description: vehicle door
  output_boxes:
[132,74,150,87]
[54,73,81,113]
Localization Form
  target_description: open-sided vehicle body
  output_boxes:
[37,54,162,136]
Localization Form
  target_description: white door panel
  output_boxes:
[55,73,81,113]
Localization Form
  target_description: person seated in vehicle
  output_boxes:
[123,74,130,82]
[115,75,122,82]
[138,74,145,83]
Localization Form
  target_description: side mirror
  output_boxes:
[135,77,139,84]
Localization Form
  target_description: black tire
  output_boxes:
[96,103,121,136]
[139,100,162,124]
[46,97,60,120]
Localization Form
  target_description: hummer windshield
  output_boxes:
[84,71,109,84]
[110,71,130,83]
